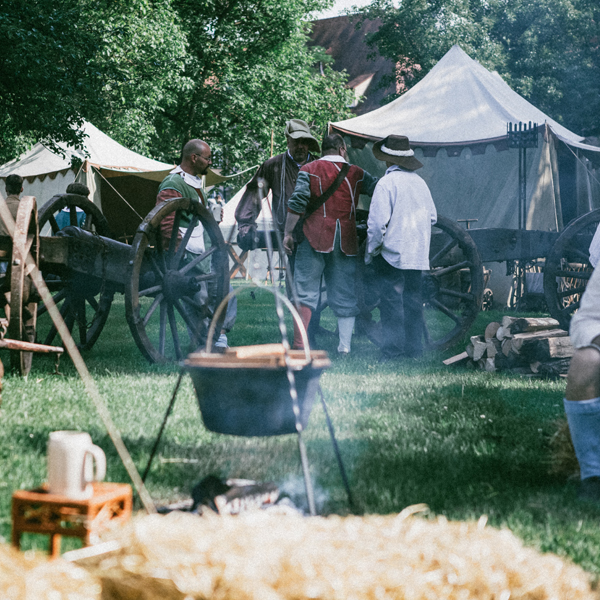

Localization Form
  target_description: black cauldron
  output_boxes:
[184,348,330,437]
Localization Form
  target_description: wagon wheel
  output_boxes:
[37,193,115,350]
[543,208,600,330]
[125,197,229,363]
[356,216,483,351]
[423,216,483,350]
[6,196,39,375]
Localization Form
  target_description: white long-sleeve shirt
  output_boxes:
[365,165,437,270]
[570,266,600,348]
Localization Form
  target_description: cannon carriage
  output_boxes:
[0,193,231,375]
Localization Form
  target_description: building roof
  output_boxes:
[309,15,396,115]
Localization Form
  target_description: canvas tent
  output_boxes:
[0,121,237,241]
[330,45,600,231]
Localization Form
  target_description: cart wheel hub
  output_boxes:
[162,270,200,303]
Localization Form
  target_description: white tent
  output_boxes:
[0,122,237,241]
[221,184,274,239]
[331,45,600,231]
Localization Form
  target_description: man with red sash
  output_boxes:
[283,134,378,354]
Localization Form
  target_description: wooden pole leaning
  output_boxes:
[0,195,156,515]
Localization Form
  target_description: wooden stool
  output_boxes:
[12,482,132,558]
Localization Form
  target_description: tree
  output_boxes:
[357,0,600,137]
[151,0,354,171]
[0,0,187,164]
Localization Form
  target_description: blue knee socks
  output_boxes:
[564,397,600,480]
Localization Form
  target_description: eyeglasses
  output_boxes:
[193,153,212,162]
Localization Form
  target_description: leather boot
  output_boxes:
[292,305,312,350]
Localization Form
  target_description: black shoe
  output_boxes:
[578,477,600,502]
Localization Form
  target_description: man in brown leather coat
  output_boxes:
[235,119,320,252]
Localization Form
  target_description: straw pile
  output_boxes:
[548,418,580,479]
[0,543,100,599]
[89,509,598,600]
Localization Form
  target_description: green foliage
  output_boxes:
[0,0,351,175]
[3,292,600,577]
[358,0,600,136]
[152,0,353,169]
[0,0,188,164]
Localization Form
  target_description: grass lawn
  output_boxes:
[2,283,600,580]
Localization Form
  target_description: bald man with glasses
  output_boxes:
[156,139,236,350]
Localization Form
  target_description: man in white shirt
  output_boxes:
[365,135,437,360]
[564,267,600,500]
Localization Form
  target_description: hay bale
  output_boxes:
[0,543,100,599]
[89,510,597,600]
[548,418,580,479]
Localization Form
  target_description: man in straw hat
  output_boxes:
[366,135,437,361]
[283,133,378,354]
[235,118,320,252]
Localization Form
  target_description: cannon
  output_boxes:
[1,193,230,375]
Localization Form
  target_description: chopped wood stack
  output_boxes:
[444,317,574,377]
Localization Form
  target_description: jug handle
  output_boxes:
[85,445,107,483]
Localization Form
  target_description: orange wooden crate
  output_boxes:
[12,481,132,558]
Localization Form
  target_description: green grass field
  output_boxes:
[2,285,600,580]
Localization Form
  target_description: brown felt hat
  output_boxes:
[284,119,321,154]
[372,135,423,171]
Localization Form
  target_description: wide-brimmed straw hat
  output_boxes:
[372,135,423,171]
[284,119,321,154]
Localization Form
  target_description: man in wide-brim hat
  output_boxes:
[366,135,437,361]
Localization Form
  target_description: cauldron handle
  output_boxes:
[205,282,311,362]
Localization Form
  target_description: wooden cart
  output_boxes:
[355,208,600,352]
[1,193,230,374]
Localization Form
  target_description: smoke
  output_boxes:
[278,474,329,515]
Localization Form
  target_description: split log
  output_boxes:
[470,335,487,361]
[511,329,569,355]
[484,322,501,342]
[520,337,574,362]
[501,316,518,330]
[443,352,469,366]
[486,341,498,358]
[496,326,513,341]
[466,344,474,359]
[508,317,560,334]
[538,358,572,377]
[484,357,496,372]
[501,338,513,357]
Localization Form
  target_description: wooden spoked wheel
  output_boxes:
[37,193,115,350]
[423,216,484,350]
[356,215,483,352]
[125,197,229,363]
[543,208,600,330]
[7,196,40,375]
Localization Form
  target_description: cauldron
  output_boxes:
[184,346,330,437]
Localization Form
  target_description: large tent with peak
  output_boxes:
[331,45,600,231]
[0,122,237,241]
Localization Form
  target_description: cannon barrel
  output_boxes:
[40,226,132,292]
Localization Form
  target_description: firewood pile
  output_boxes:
[445,317,574,377]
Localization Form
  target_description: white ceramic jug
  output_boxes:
[47,431,106,500]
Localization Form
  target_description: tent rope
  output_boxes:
[562,141,600,190]
[93,166,144,221]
